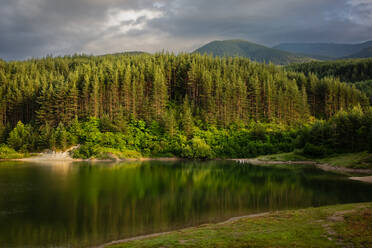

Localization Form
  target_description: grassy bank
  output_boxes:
[0,145,32,159]
[318,152,372,170]
[108,202,372,248]
[257,151,372,170]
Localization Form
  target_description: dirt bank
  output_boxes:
[349,176,372,183]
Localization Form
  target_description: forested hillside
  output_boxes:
[287,58,372,82]
[194,40,313,65]
[287,58,372,104]
[0,53,367,127]
[0,53,369,159]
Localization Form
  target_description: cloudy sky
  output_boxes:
[1,0,372,60]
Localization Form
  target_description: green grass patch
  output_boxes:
[333,208,372,247]
[257,151,372,170]
[0,144,30,159]
[317,152,372,169]
[257,151,310,162]
[109,203,372,248]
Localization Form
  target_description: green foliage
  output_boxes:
[288,58,372,83]
[303,143,328,158]
[71,143,99,159]
[355,80,372,105]
[181,137,215,159]
[299,107,372,156]
[0,144,26,159]
[55,122,68,151]
[72,146,142,160]
[181,96,194,137]
[0,53,365,129]
[7,121,35,152]
[0,53,369,159]
[0,123,8,143]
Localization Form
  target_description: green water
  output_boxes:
[1,160,372,247]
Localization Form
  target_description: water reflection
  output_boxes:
[0,160,372,247]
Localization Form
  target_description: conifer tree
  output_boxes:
[181,96,194,137]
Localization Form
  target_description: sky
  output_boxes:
[1,0,372,60]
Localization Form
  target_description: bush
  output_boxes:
[71,143,100,159]
[0,144,26,159]
[181,137,215,159]
[95,147,142,160]
[7,121,36,152]
[302,143,328,158]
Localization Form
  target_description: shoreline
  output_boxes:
[3,155,372,183]
[95,212,271,248]
[232,158,372,174]
[97,202,372,248]
[232,158,372,183]
[2,154,182,163]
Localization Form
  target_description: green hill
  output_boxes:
[194,40,313,65]
[274,41,372,59]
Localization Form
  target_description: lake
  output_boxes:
[1,160,372,247]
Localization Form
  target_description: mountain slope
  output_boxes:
[346,46,372,58]
[194,40,313,65]
[274,41,372,59]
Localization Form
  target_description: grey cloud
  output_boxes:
[0,0,371,60]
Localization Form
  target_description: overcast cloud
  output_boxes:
[1,0,372,60]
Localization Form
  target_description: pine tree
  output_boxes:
[152,67,168,121]
[56,122,68,151]
[181,96,194,137]
[164,109,177,137]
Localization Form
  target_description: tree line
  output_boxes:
[0,53,370,158]
[297,106,372,156]
[287,58,372,105]
[0,53,368,129]
[287,58,372,83]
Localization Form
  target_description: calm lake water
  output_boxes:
[1,160,372,247]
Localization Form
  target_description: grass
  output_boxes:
[333,207,372,247]
[257,151,372,170]
[0,145,31,159]
[317,152,372,169]
[109,202,372,248]
[257,151,310,162]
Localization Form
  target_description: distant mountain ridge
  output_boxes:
[194,40,313,65]
[274,41,372,59]
[345,46,372,59]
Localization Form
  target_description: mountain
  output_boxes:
[274,41,372,59]
[194,40,313,65]
[345,46,372,58]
